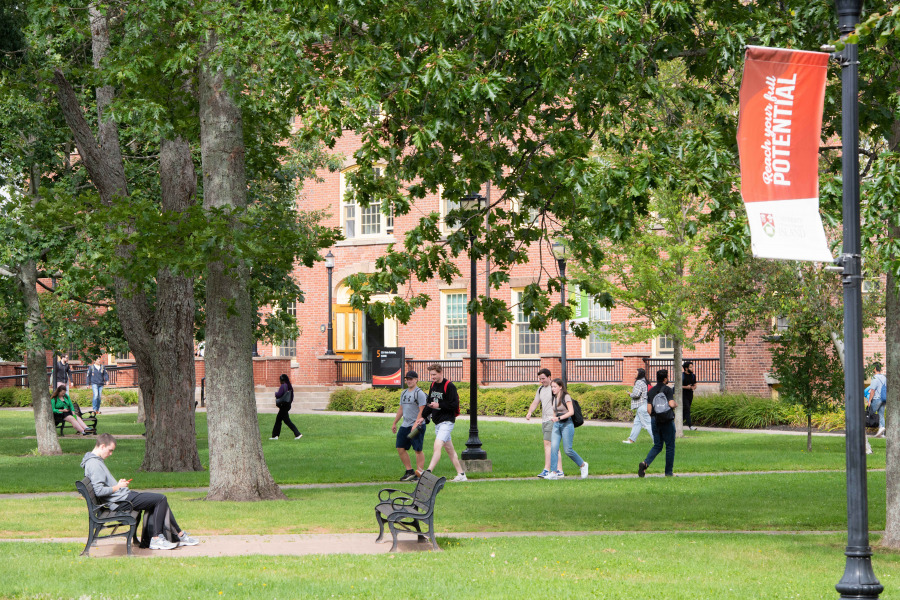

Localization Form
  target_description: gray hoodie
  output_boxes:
[81,452,130,508]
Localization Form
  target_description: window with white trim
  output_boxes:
[657,334,674,356]
[341,166,391,238]
[276,301,297,358]
[588,302,612,355]
[441,189,461,234]
[443,292,468,356]
[514,290,540,357]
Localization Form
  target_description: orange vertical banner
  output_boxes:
[737,46,833,262]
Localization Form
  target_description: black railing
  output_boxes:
[405,360,463,382]
[336,360,372,384]
[2,364,139,388]
[566,358,623,383]
[643,357,719,384]
[480,358,540,383]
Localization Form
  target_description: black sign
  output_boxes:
[372,347,405,388]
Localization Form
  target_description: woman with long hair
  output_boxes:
[623,368,653,444]
[269,374,302,440]
[50,385,92,435]
[546,378,588,480]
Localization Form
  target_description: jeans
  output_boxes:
[91,384,103,412]
[272,404,300,437]
[550,420,584,472]
[644,418,676,475]
[871,397,886,429]
[628,407,654,443]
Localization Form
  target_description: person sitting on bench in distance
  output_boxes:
[81,433,200,550]
[51,385,92,435]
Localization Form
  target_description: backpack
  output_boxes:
[425,380,459,420]
[651,389,674,421]
[570,399,584,428]
[880,379,888,404]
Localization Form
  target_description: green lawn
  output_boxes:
[0,411,885,493]
[1,534,898,599]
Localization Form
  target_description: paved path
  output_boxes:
[1,529,865,559]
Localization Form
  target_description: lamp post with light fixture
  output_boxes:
[324,251,336,356]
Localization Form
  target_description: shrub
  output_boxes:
[328,388,357,411]
[352,388,388,412]
[691,394,784,429]
[478,390,508,416]
[0,388,32,407]
[505,389,536,417]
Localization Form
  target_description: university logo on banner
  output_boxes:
[737,46,833,262]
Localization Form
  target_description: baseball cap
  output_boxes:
[405,371,418,379]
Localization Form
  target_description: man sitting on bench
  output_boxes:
[81,433,200,550]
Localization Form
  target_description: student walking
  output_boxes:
[623,368,653,444]
[682,361,698,431]
[86,357,109,414]
[525,368,565,477]
[546,378,588,480]
[869,362,887,439]
[54,355,72,392]
[422,364,467,482]
[392,371,428,481]
[269,374,302,440]
[639,369,676,478]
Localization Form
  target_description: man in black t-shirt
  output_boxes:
[421,364,467,482]
[638,369,676,478]
[682,361,698,431]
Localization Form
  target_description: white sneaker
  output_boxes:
[178,532,199,546]
[580,462,589,479]
[545,471,559,480]
[555,471,565,478]
[294,434,303,440]
[149,535,177,550]
[268,436,278,440]
[451,473,467,482]
[622,439,634,444]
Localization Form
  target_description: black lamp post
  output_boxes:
[833,0,882,597]
[552,241,568,385]
[324,251,336,356]
[459,192,487,461]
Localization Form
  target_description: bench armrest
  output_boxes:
[93,500,135,519]
[378,488,413,504]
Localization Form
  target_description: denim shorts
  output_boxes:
[435,421,455,443]
[396,425,426,452]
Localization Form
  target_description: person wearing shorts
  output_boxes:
[422,364,467,482]
[392,371,428,481]
[525,368,564,478]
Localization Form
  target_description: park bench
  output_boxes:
[58,401,97,437]
[75,477,141,556]
[374,471,446,552]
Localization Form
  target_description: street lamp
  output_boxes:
[551,241,568,385]
[459,192,487,461]
[833,0,882,597]
[324,251,336,356]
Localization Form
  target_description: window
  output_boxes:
[588,302,612,355]
[341,166,391,238]
[657,334,674,356]
[775,316,790,332]
[443,292,468,356]
[276,301,297,358]
[441,190,462,234]
[114,350,131,362]
[514,291,540,357]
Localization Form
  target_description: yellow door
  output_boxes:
[333,304,363,360]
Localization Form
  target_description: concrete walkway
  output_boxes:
[2,529,863,559]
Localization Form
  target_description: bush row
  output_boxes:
[327,385,849,430]
[0,387,140,408]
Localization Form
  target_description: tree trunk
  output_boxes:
[719,326,726,393]
[52,8,200,471]
[200,41,284,500]
[883,223,900,547]
[807,412,812,453]
[17,259,61,455]
[673,337,684,438]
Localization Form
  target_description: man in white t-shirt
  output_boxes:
[525,368,564,478]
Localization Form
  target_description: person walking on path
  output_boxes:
[546,378,588,480]
[269,374,302,440]
[869,362,887,439]
[86,357,109,414]
[392,370,428,481]
[682,361,698,430]
[639,369,676,478]
[50,384,92,435]
[421,364,467,482]
[54,355,72,392]
[82,433,199,550]
[525,368,565,477]
[624,368,653,444]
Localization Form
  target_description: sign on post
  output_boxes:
[372,347,405,388]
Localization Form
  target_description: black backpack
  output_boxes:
[570,399,584,428]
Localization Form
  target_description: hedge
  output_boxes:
[0,387,139,408]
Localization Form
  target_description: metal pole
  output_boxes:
[325,264,335,356]
[462,231,486,460]
[559,258,567,385]
[834,0,882,596]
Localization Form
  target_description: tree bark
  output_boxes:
[807,412,812,453]
[883,222,900,547]
[52,8,201,471]
[673,336,684,438]
[17,259,61,455]
[200,39,284,500]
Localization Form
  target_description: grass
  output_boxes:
[0,411,886,493]
[1,534,898,599]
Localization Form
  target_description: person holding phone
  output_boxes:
[82,433,200,550]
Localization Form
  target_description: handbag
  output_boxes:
[275,390,293,409]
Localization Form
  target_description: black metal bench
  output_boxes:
[75,477,141,556]
[374,471,446,552]
[58,401,97,437]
